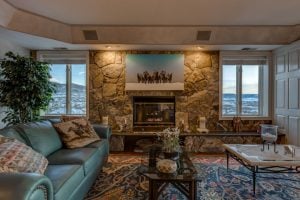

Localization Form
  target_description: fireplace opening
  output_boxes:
[133,96,175,131]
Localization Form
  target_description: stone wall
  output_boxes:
[89,50,270,132]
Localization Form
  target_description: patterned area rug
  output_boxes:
[85,154,300,200]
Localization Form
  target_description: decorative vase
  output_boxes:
[164,151,179,160]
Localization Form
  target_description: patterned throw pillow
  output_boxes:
[60,115,87,122]
[0,136,48,174]
[54,118,100,148]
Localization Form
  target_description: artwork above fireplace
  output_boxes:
[133,96,175,131]
[125,54,184,91]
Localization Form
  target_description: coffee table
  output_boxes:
[139,150,201,200]
[223,144,300,195]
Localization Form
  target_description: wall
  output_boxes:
[0,37,29,128]
[89,50,269,133]
[0,37,29,59]
[273,40,300,145]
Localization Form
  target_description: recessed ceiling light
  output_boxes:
[105,45,112,49]
[196,46,204,50]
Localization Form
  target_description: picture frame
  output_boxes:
[125,54,184,90]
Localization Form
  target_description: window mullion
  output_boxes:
[66,64,72,114]
[237,65,242,116]
[258,65,263,116]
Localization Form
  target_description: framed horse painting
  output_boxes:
[125,54,184,90]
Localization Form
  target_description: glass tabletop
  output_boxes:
[139,146,201,181]
[225,144,300,165]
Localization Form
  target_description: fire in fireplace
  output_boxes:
[133,96,175,131]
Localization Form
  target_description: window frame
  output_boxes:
[219,51,273,120]
[37,51,89,117]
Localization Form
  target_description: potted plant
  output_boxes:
[157,127,181,159]
[0,51,55,126]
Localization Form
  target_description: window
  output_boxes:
[220,52,270,119]
[37,51,88,115]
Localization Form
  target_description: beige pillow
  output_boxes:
[0,136,48,174]
[54,118,100,148]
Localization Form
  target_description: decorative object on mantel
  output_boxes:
[175,112,189,133]
[260,124,278,153]
[232,116,242,132]
[284,145,296,157]
[255,120,265,133]
[197,116,209,133]
[157,127,180,159]
[102,116,109,125]
[115,116,125,132]
[179,120,185,133]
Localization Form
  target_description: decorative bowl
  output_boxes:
[156,159,177,173]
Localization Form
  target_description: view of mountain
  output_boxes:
[47,82,86,114]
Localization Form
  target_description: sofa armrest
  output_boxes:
[92,124,112,139]
[0,173,53,200]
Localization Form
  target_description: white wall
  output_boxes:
[0,37,29,59]
[0,37,29,128]
[273,40,300,145]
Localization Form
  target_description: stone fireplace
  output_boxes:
[133,96,175,131]
[89,50,271,133]
[88,51,276,152]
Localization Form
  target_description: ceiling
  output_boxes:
[1,0,300,50]
[6,0,300,25]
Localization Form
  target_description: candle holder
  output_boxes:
[197,116,209,133]
[260,124,278,153]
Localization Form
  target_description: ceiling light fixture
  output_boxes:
[105,45,112,49]
[196,46,204,50]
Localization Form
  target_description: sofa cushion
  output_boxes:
[16,120,62,157]
[47,148,100,176]
[45,165,84,200]
[0,127,26,144]
[0,136,48,174]
[53,118,100,148]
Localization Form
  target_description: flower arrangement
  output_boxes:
[157,127,180,152]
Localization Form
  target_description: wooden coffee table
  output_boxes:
[223,144,300,195]
[139,151,201,200]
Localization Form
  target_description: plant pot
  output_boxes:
[164,151,179,160]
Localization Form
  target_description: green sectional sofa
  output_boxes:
[0,119,111,200]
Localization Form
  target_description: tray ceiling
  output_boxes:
[6,0,300,25]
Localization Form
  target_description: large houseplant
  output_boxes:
[0,51,55,125]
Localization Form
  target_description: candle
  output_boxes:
[262,132,276,142]
[102,116,108,125]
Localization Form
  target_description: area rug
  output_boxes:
[85,155,300,200]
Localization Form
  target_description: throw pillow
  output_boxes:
[0,136,48,174]
[54,118,100,148]
[60,115,87,122]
